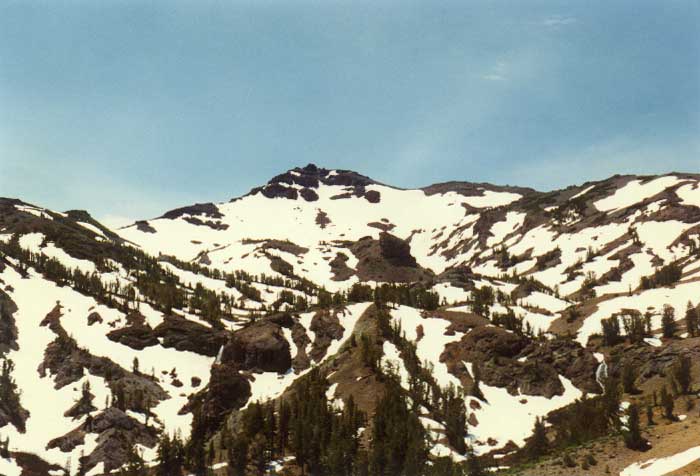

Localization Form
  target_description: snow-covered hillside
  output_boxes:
[1,167,700,475]
[118,166,700,346]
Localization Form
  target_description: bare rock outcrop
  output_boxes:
[222,320,292,373]
[48,407,158,473]
[443,326,597,398]
[153,314,229,357]
[350,232,433,283]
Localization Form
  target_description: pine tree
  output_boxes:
[369,377,427,476]
[685,302,699,337]
[644,311,653,334]
[527,417,548,458]
[660,386,675,421]
[470,364,484,401]
[623,404,647,451]
[602,377,622,429]
[112,383,127,411]
[662,305,677,338]
[120,445,147,476]
[0,359,24,432]
[278,400,291,452]
[601,316,622,346]
[249,433,267,476]
[264,401,277,460]
[622,313,646,344]
[227,435,248,476]
[442,385,467,455]
[185,409,207,476]
[622,362,637,394]
[646,404,654,426]
[76,450,88,476]
[156,433,185,476]
[671,354,693,394]
[465,446,484,476]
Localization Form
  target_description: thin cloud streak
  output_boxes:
[542,15,577,27]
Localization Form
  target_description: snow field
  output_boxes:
[464,363,582,454]
[389,305,463,389]
[619,445,700,476]
[594,176,681,212]
[576,279,700,345]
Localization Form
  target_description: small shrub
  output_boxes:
[586,454,597,466]
[563,453,576,468]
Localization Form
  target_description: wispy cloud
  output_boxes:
[481,61,508,82]
[542,15,577,28]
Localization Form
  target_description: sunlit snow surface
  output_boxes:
[576,279,700,345]
[390,305,463,388]
[675,182,700,208]
[594,176,681,212]
[117,181,522,288]
[388,306,582,455]
[0,456,22,476]
[620,445,700,476]
[464,363,582,454]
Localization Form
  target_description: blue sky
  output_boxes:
[1,1,698,223]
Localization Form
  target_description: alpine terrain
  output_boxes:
[1,164,700,476]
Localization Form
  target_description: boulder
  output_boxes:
[309,310,344,362]
[107,324,158,350]
[222,320,292,373]
[154,314,229,357]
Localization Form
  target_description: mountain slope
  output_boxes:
[0,167,699,475]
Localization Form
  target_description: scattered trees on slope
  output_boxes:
[0,358,26,432]
[639,262,682,290]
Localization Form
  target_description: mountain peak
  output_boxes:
[244,164,381,202]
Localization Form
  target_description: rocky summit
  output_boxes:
[1,167,700,476]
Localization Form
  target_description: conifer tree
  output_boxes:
[671,354,693,395]
[120,445,147,476]
[662,305,677,338]
[369,376,427,476]
[442,384,467,455]
[685,301,699,337]
[278,400,291,452]
[527,417,548,458]
[0,359,25,432]
[227,435,248,476]
[601,316,622,346]
[470,364,485,401]
[156,433,184,476]
[622,362,637,394]
[646,404,654,426]
[623,404,647,451]
[465,446,484,476]
[660,386,675,421]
